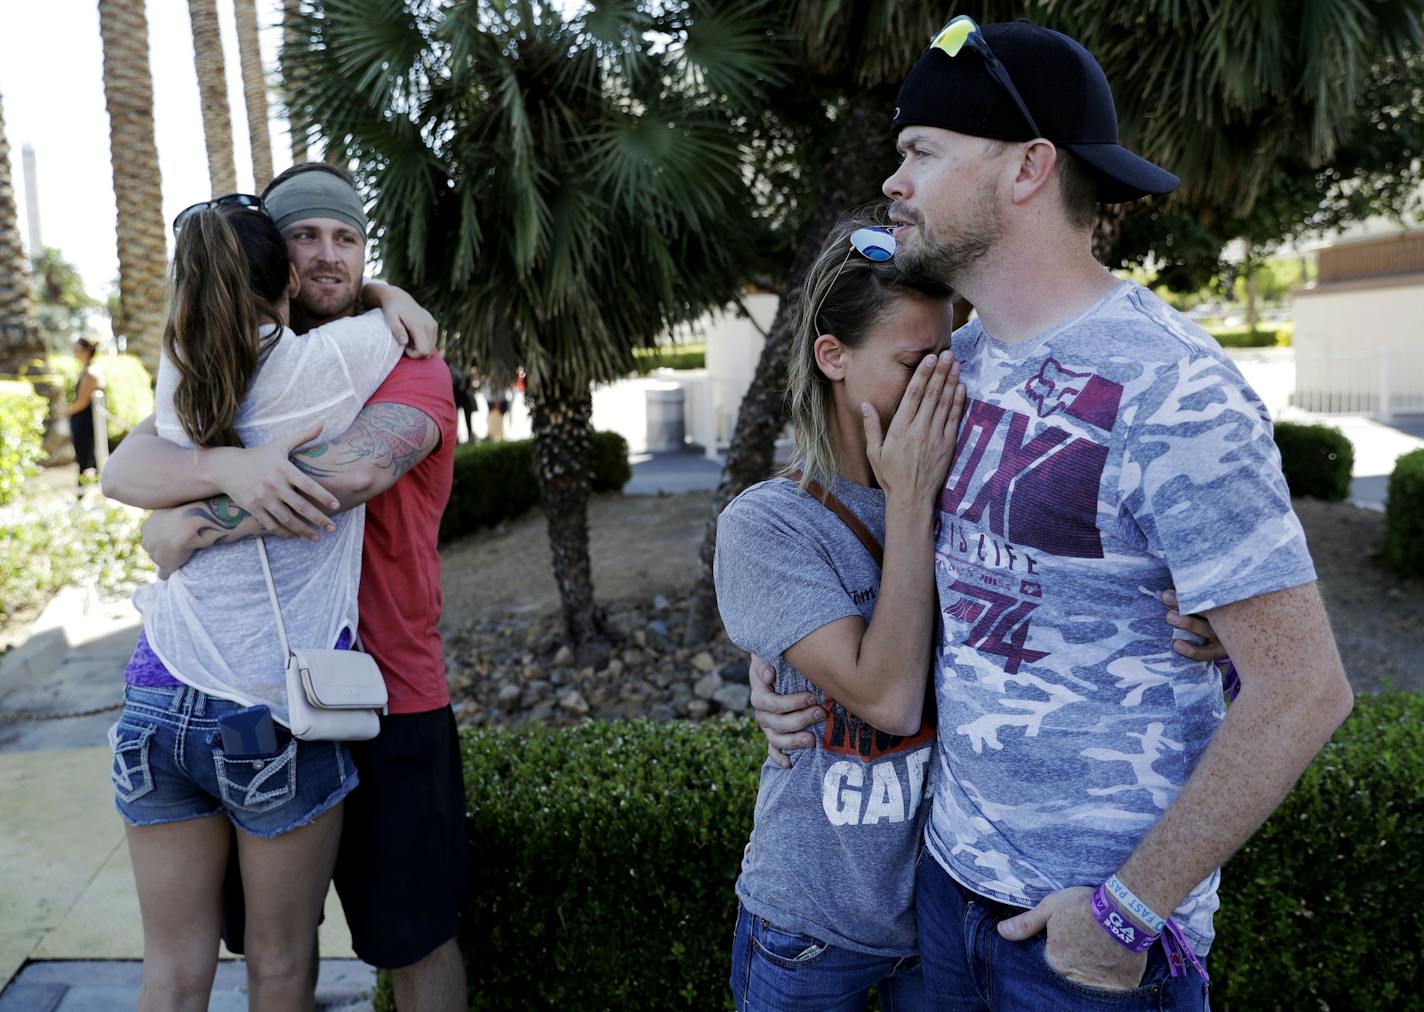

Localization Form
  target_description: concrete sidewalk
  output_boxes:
[0,590,370,1006]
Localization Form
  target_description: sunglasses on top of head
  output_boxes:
[814,226,897,331]
[931,15,1043,139]
[172,193,268,236]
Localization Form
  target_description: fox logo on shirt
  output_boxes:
[1023,358,1122,432]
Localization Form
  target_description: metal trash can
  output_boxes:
[645,382,686,453]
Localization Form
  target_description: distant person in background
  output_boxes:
[65,337,106,481]
[486,381,512,442]
[450,362,478,443]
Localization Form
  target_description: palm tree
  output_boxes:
[97,0,168,374]
[287,0,784,653]
[280,0,310,161]
[234,0,275,190]
[187,0,238,195]
[0,90,63,459]
[681,0,1424,642]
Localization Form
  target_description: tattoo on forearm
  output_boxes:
[292,403,436,484]
[184,496,251,544]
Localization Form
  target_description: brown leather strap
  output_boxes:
[788,471,884,568]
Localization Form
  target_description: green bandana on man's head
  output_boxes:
[264,170,368,240]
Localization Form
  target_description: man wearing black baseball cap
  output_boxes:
[880,16,1351,1009]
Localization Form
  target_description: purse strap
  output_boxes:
[787,471,884,567]
[255,538,294,662]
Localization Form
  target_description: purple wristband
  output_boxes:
[1092,885,1211,983]
[1217,658,1241,701]
[1090,883,1156,953]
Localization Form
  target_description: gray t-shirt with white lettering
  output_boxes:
[715,476,935,957]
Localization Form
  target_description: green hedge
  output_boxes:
[457,719,759,1010]
[1384,449,1424,576]
[395,693,1422,1011]
[632,344,706,374]
[0,380,47,507]
[1205,323,1293,348]
[48,352,154,443]
[1212,692,1424,1010]
[0,499,153,617]
[1273,421,1353,500]
[438,430,631,543]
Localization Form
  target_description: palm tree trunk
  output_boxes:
[234,0,274,191]
[683,86,900,645]
[527,375,606,654]
[187,0,237,195]
[0,91,64,459]
[98,0,167,375]
[281,0,309,163]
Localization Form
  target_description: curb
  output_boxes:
[0,584,99,690]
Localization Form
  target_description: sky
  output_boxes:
[1,0,295,307]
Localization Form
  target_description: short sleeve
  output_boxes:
[713,492,865,663]
[1117,353,1316,614]
[312,309,404,405]
[366,355,457,449]
[152,352,188,446]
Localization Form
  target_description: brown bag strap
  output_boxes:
[788,471,884,568]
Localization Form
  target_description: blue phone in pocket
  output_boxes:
[216,705,279,759]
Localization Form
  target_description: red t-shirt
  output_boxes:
[358,354,457,714]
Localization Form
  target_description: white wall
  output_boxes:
[1293,283,1424,417]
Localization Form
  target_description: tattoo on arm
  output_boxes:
[183,496,251,545]
[292,402,439,484]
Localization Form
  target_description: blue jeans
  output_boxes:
[729,904,931,1012]
[915,858,1211,1011]
[111,683,358,838]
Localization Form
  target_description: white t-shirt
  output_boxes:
[133,309,403,725]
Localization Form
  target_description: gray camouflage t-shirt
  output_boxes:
[929,282,1316,955]
[715,476,936,957]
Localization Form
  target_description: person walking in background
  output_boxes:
[485,379,512,442]
[65,336,105,482]
[450,361,477,443]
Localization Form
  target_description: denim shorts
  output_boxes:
[110,683,359,839]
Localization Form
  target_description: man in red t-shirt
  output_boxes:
[111,164,468,1010]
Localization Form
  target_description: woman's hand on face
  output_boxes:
[216,424,339,539]
[862,350,966,505]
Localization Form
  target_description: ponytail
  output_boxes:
[161,205,288,447]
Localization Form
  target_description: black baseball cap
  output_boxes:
[890,19,1178,203]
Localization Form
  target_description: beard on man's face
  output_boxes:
[894,180,1005,288]
[294,266,361,322]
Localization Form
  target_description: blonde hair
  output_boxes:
[783,208,951,494]
[162,205,289,447]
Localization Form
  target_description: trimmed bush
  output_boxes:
[456,719,759,1010]
[0,380,47,507]
[633,344,706,374]
[400,694,1421,1011]
[1213,691,1424,1010]
[48,352,154,443]
[0,499,153,617]
[1205,323,1293,348]
[1273,421,1353,500]
[1384,449,1424,576]
[438,430,631,543]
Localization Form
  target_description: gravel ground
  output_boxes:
[1294,497,1424,693]
[439,492,1423,730]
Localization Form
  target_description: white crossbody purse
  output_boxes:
[257,537,387,741]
